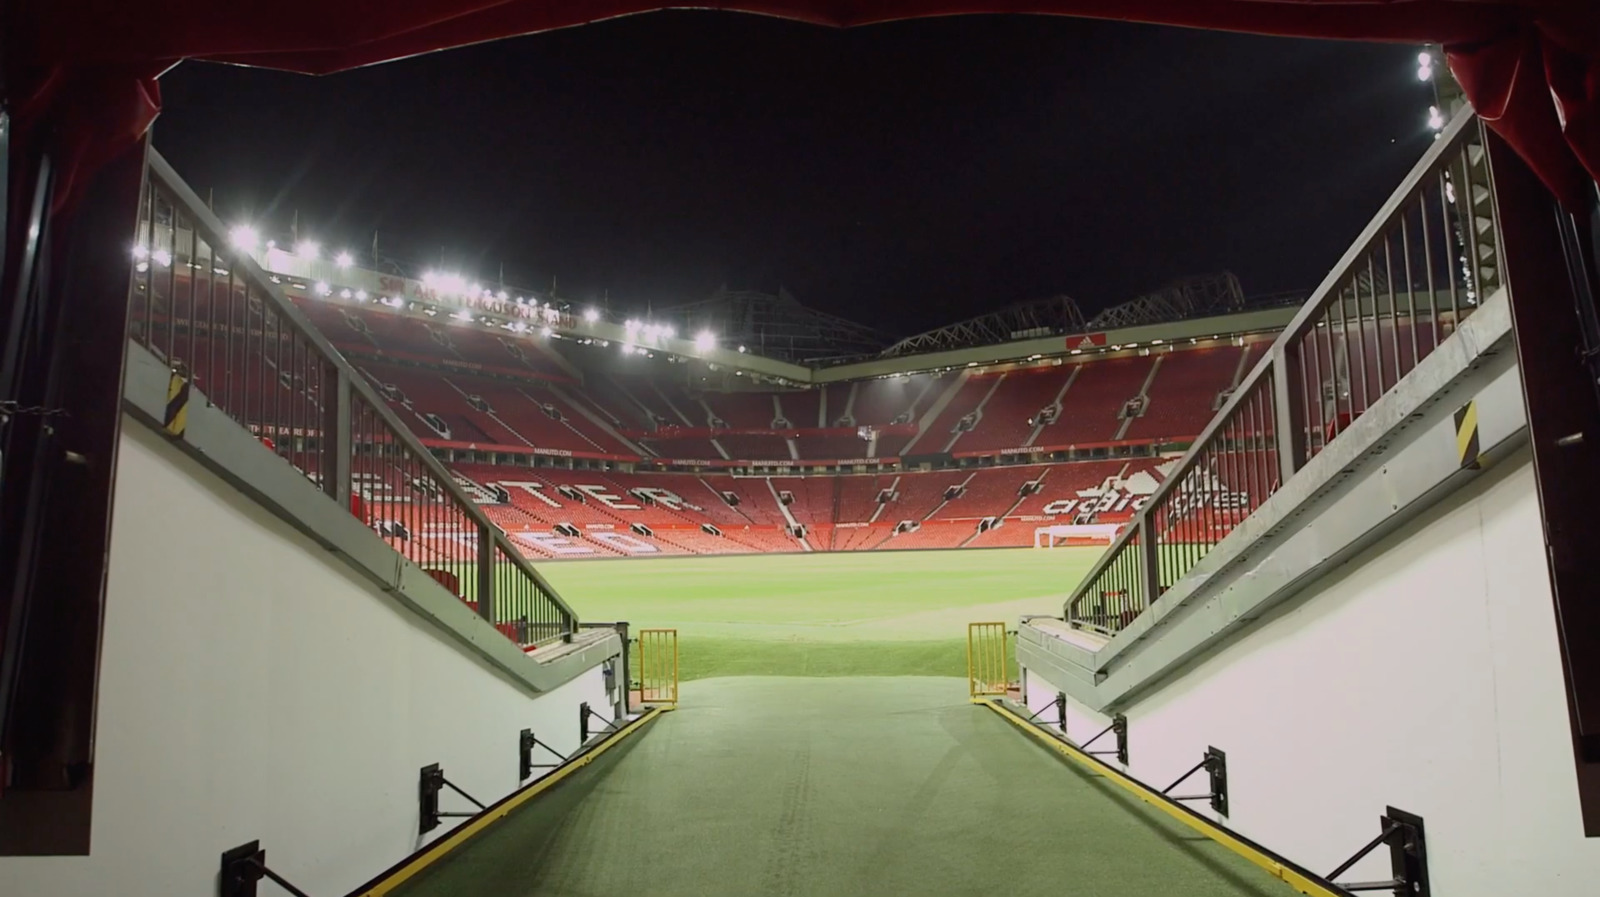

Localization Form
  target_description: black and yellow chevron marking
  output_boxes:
[1454,400,1480,469]
[164,371,190,437]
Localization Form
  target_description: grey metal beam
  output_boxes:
[324,366,352,504]
[1271,342,1306,486]
[145,150,580,628]
[121,339,617,695]
[1020,287,1524,711]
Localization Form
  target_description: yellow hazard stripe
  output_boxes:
[979,699,1346,897]
[163,372,189,437]
[1454,400,1479,468]
[352,705,669,897]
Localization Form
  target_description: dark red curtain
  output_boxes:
[5,1,1598,206]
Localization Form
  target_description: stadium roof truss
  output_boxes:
[668,287,891,363]
[882,273,1247,358]
[880,295,1086,358]
[1081,272,1245,331]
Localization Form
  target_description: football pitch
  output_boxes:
[533,547,1104,680]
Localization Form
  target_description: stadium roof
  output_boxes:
[881,296,1086,359]
[881,273,1260,358]
[667,287,891,364]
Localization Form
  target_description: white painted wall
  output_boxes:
[0,422,611,897]
[1024,450,1600,895]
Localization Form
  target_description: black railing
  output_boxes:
[1067,111,1498,636]
[131,151,577,648]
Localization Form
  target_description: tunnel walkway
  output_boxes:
[394,677,1292,897]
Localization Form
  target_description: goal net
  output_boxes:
[1034,523,1120,548]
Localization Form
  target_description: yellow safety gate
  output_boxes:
[636,628,679,706]
[967,622,1010,697]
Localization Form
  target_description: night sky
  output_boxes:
[154,11,1438,335]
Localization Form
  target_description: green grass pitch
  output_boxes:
[527,547,1104,680]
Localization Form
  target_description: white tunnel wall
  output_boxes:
[1023,451,1600,896]
[0,421,612,897]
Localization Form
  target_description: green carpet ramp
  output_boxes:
[394,677,1295,897]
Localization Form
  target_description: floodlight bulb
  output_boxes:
[230,225,259,252]
[584,308,600,323]
[694,330,716,351]
[540,326,554,337]
[335,250,355,268]
[296,240,320,261]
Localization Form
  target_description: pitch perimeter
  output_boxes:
[532,547,1102,679]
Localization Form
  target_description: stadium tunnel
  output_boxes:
[3,4,1600,897]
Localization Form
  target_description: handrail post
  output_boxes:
[476,522,495,625]
[1271,343,1305,488]
[1136,511,1160,607]
[323,364,352,504]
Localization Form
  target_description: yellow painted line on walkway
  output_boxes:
[979,699,1346,897]
[353,706,672,897]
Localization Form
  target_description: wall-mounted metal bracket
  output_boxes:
[219,841,315,897]
[419,763,488,835]
[579,701,621,743]
[1161,746,1228,816]
[1327,807,1429,897]
[520,728,570,781]
[1082,713,1128,765]
[1024,692,1068,733]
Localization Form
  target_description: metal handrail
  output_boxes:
[138,149,578,638]
[1277,111,1481,348]
[1065,110,1492,631]
[1062,350,1274,628]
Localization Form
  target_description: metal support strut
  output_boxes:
[1024,692,1068,733]
[418,763,488,835]
[520,727,570,781]
[579,701,621,743]
[1159,747,1229,817]
[220,841,316,897]
[1081,713,1128,765]
[1326,807,1430,897]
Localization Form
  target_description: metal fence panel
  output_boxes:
[1062,112,1497,638]
[637,629,679,705]
[967,622,1010,697]
[131,150,577,649]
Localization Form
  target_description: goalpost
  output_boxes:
[1034,523,1121,548]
